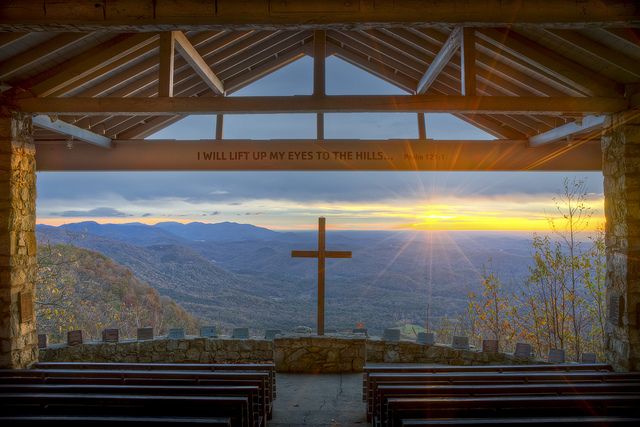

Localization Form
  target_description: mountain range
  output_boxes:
[37,221,536,335]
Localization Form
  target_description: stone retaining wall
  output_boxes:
[40,338,273,364]
[40,336,542,371]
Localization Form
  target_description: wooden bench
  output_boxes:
[400,416,640,426]
[365,370,640,414]
[0,368,271,427]
[386,395,640,427]
[0,383,264,425]
[363,364,612,402]
[0,393,251,427]
[34,362,277,399]
[0,415,232,426]
[374,382,640,425]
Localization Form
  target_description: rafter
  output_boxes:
[0,33,93,82]
[32,115,112,148]
[13,95,627,115]
[158,32,175,97]
[173,31,225,95]
[11,33,159,97]
[417,27,462,94]
[529,115,605,146]
[477,28,623,97]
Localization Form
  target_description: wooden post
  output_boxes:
[417,113,427,139]
[314,30,326,140]
[215,114,224,140]
[461,27,476,96]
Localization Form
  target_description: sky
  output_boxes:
[36,56,605,231]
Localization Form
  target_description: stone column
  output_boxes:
[602,111,640,371]
[0,111,38,369]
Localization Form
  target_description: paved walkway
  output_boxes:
[270,373,367,426]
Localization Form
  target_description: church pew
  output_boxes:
[0,393,251,427]
[373,382,640,425]
[0,415,232,426]
[0,369,271,424]
[362,364,612,402]
[0,383,264,426]
[365,370,640,410]
[34,362,277,399]
[385,395,640,427]
[400,416,640,426]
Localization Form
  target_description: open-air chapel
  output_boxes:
[1,0,640,425]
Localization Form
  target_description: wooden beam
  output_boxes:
[32,115,112,148]
[215,114,224,140]
[158,32,175,97]
[417,27,461,94]
[2,1,637,31]
[461,28,476,96]
[173,31,224,95]
[34,139,602,171]
[12,95,628,115]
[529,115,605,146]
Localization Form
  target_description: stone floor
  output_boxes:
[270,373,367,426]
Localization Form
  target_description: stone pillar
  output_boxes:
[0,111,38,368]
[602,111,640,371]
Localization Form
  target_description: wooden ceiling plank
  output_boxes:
[529,115,605,146]
[16,33,159,97]
[337,30,428,72]
[14,94,626,115]
[158,32,176,97]
[417,27,462,94]
[173,30,225,95]
[327,31,424,81]
[0,33,93,81]
[32,114,112,148]
[224,45,308,94]
[326,42,416,93]
[0,32,29,50]
[216,31,311,80]
[546,29,640,79]
[477,28,623,96]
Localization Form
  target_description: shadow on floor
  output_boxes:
[270,373,367,427]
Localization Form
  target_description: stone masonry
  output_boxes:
[602,111,640,371]
[41,336,542,372]
[0,111,38,368]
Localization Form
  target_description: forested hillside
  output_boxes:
[36,243,200,343]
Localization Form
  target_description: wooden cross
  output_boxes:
[291,217,352,336]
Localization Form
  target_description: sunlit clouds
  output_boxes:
[37,192,604,232]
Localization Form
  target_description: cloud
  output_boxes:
[52,207,132,217]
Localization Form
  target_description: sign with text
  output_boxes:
[482,339,499,353]
[137,327,154,341]
[36,140,602,171]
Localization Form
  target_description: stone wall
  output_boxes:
[41,338,274,364]
[0,111,38,369]
[274,336,366,373]
[366,341,532,365]
[41,336,542,371]
[602,111,640,371]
